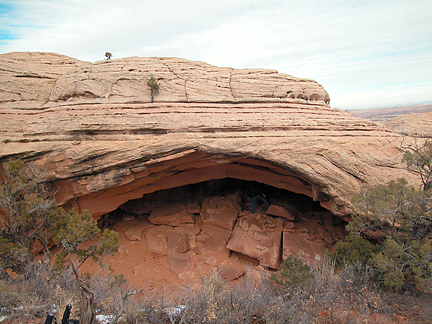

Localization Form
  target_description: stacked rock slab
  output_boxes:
[116,193,347,271]
[0,52,417,222]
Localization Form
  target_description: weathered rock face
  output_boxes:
[0,51,417,223]
[199,193,242,242]
[149,203,195,226]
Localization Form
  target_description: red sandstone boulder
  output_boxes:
[219,266,245,281]
[186,202,201,214]
[204,234,227,251]
[168,252,191,275]
[124,221,147,241]
[149,203,195,226]
[226,213,283,269]
[199,193,242,242]
[166,232,190,254]
[145,225,173,254]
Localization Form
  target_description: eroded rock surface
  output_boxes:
[0,52,417,221]
[149,203,195,226]
[199,193,242,242]
[266,205,295,221]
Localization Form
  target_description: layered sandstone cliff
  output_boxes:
[0,52,414,221]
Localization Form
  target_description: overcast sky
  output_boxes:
[1,0,431,109]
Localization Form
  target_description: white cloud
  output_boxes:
[1,0,431,109]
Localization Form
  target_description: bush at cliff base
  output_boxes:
[334,178,432,293]
[0,159,119,277]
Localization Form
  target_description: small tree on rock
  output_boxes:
[105,52,112,60]
[402,137,432,191]
[146,76,160,103]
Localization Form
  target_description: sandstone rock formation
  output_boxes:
[0,51,416,224]
[2,51,424,289]
[384,112,432,138]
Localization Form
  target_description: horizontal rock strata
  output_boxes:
[0,52,416,221]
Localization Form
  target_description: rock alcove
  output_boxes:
[82,174,347,289]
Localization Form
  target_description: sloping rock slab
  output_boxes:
[219,266,245,282]
[266,205,295,221]
[149,203,195,226]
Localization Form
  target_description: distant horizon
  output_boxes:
[337,101,432,111]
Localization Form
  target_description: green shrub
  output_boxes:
[0,159,119,275]
[343,177,432,292]
[270,255,313,293]
[333,235,379,267]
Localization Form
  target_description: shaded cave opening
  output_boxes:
[100,178,337,225]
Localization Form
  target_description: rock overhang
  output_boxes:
[50,149,323,219]
[0,52,416,222]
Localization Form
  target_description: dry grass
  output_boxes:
[1,257,430,323]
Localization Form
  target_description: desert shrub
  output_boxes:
[270,254,313,293]
[0,159,119,276]
[120,260,398,324]
[345,178,432,292]
[304,257,393,323]
[333,235,379,267]
[0,259,79,322]
[0,159,120,323]
[332,139,432,293]
[402,137,432,191]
